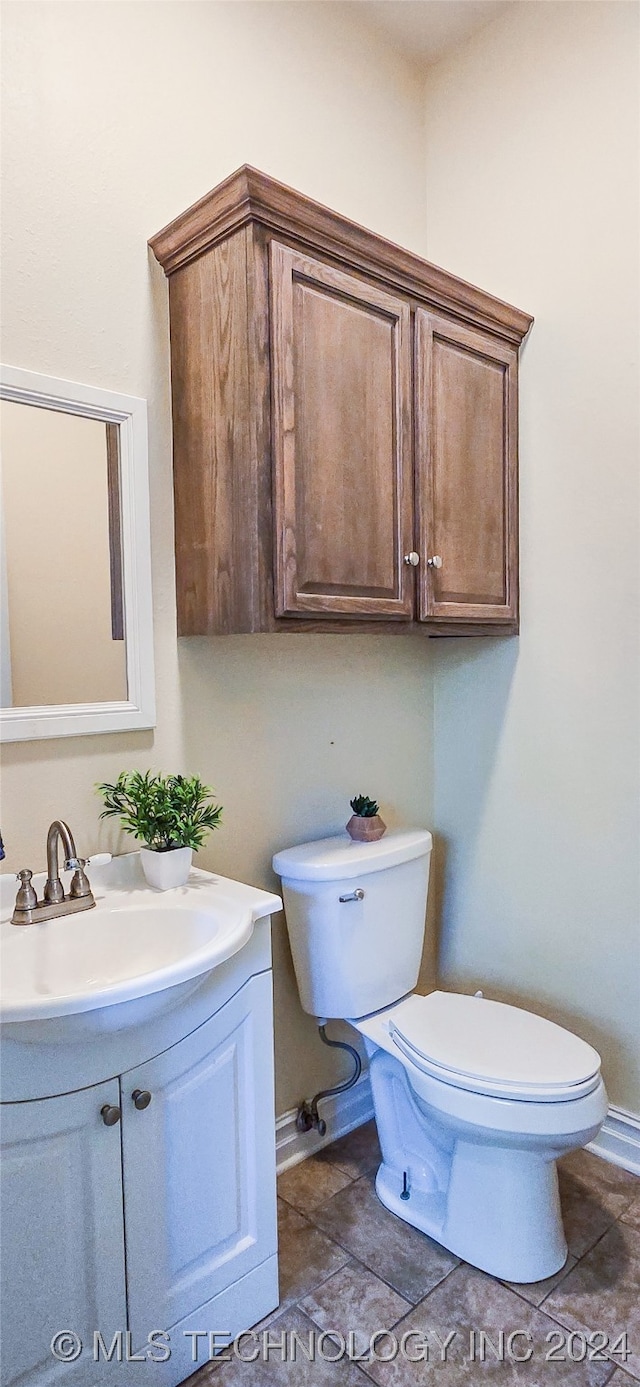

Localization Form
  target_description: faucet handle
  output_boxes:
[15,870,38,910]
[67,853,111,899]
[61,853,111,872]
[69,862,94,900]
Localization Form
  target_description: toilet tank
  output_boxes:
[272,829,432,1020]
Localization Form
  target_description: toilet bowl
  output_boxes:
[272,829,608,1283]
[355,990,606,1281]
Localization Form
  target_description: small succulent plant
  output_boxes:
[349,794,380,819]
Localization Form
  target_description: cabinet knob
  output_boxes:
[101,1104,121,1126]
[132,1089,152,1110]
[403,552,420,567]
[426,555,443,570]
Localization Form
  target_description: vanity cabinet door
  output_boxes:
[0,1080,127,1387]
[270,242,414,620]
[415,310,519,628]
[121,971,277,1347]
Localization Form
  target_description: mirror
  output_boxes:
[1,404,127,706]
[0,366,155,741]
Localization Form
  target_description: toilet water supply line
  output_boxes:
[296,1023,362,1137]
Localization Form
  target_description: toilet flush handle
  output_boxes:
[339,888,365,903]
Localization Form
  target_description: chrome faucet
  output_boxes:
[11,820,96,926]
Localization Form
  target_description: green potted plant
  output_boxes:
[97,770,223,890]
[346,794,386,843]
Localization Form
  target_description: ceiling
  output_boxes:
[351,0,512,70]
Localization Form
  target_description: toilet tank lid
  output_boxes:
[272,829,432,882]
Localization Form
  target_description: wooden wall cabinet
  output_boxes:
[271,243,414,621]
[150,167,532,636]
[415,312,519,626]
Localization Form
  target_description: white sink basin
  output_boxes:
[0,853,281,1039]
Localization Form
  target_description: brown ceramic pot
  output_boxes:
[346,814,387,842]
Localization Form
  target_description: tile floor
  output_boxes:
[187,1122,640,1386]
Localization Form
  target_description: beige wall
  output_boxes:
[1,402,127,706]
[424,1,640,1112]
[0,1,433,1113]
[3,0,637,1122]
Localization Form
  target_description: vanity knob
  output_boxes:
[403,552,420,567]
[101,1104,121,1127]
[426,555,443,570]
[132,1089,152,1110]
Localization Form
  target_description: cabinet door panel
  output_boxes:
[271,242,413,619]
[415,311,518,625]
[122,973,277,1344]
[0,1081,126,1387]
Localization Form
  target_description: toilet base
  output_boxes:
[375,1143,568,1284]
[366,1046,592,1284]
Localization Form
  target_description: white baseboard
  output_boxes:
[276,1074,374,1174]
[276,1087,640,1180]
[587,1104,640,1176]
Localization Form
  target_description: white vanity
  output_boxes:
[0,855,282,1386]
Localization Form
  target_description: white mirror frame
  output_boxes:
[0,365,156,741]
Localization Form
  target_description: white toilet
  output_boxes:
[272,827,608,1283]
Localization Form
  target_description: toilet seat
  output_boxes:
[382,991,602,1102]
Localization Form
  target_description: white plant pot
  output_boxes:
[139,846,193,891]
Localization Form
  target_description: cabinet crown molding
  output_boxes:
[149,165,533,345]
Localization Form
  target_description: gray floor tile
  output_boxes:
[278,1155,353,1214]
[544,1221,640,1380]
[300,1258,412,1356]
[558,1166,627,1261]
[183,1363,222,1385]
[275,1197,351,1312]
[315,1119,382,1179]
[310,1173,459,1303]
[188,1305,371,1385]
[620,1192,640,1233]
[560,1151,640,1216]
[360,1262,616,1386]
